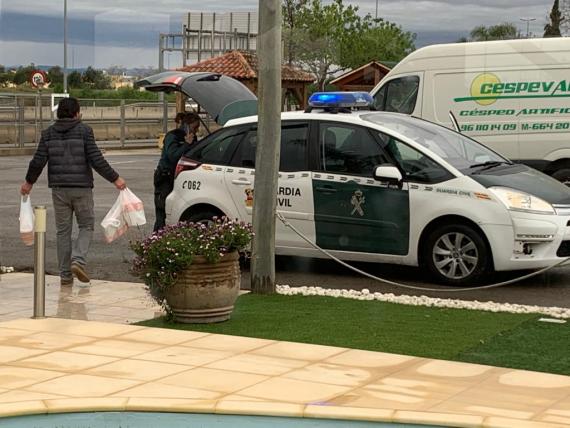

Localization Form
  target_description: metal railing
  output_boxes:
[0,93,192,148]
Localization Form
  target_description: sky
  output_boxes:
[0,0,557,69]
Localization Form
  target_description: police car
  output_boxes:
[137,73,570,285]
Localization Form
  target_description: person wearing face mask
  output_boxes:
[153,111,200,232]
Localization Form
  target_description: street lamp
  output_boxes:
[63,0,68,93]
[520,17,536,38]
[375,0,379,20]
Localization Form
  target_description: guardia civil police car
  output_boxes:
[136,72,570,285]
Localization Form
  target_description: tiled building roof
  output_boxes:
[179,50,314,82]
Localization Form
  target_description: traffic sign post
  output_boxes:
[30,71,47,134]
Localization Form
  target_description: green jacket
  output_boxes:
[157,129,188,174]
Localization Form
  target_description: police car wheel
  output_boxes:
[182,209,221,226]
[424,224,489,286]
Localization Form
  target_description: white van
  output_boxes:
[370,38,570,184]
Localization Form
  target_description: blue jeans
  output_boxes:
[51,188,94,280]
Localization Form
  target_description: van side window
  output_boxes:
[186,127,247,166]
[373,76,419,115]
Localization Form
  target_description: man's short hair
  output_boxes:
[181,112,200,125]
[57,97,81,119]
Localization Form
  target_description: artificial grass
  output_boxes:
[456,318,570,375]
[135,294,570,375]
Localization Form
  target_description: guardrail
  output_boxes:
[0,94,186,148]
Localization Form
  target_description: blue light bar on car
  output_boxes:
[308,91,373,108]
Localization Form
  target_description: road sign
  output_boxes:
[30,70,47,89]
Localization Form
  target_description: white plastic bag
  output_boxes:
[19,195,35,246]
[101,188,146,243]
[120,188,146,227]
[101,196,127,243]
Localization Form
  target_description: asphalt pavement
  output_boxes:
[1,150,570,308]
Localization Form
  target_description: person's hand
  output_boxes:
[185,131,196,144]
[20,181,33,195]
[114,177,127,190]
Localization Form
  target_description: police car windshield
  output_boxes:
[362,113,507,172]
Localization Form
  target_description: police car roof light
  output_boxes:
[308,92,373,110]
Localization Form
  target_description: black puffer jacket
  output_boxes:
[25,119,119,188]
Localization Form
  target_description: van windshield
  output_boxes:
[362,113,509,172]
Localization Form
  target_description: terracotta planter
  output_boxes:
[165,251,240,323]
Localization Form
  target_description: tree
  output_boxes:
[288,0,366,90]
[68,70,82,88]
[282,0,309,64]
[12,64,36,86]
[82,66,112,90]
[544,0,563,37]
[342,18,415,70]
[469,23,519,41]
[47,66,63,86]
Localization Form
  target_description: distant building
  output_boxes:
[109,72,135,89]
[180,50,314,108]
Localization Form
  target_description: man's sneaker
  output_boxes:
[71,263,90,283]
[60,278,74,287]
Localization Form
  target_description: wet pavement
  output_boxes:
[0,273,162,324]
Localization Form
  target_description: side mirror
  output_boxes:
[373,165,403,183]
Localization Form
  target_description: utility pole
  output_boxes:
[520,17,536,38]
[251,0,282,294]
[375,0,379,20]
[63,0,68,93]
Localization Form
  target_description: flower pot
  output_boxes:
[165,251,240,323]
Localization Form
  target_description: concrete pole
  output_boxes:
[250,0,282,294]
[63,0,68,93]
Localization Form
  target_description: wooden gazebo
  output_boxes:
[330,61,391,92]
[179,50,314,109]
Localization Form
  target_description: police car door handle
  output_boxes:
[315,185,337,193]
[232,179,252,185]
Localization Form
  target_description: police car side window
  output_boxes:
[319,123,389,177]
[232,122,309,172]
[186,127,247,166]
[376,132,452,184]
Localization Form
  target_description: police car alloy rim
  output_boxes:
[432,232,479,280]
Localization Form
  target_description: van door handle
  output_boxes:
[232,179,252,185]
[315,185,337,193]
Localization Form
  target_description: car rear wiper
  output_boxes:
[468,160,513,171]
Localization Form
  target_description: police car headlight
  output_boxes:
[489,187,555,215]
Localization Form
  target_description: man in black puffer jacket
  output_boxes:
[20,97,127,286]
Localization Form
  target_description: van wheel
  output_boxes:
[551,168,570,186]
[423,224,490,286]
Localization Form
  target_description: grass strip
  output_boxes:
[137,294,539,363]
[456,317,570,375]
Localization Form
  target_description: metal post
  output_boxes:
[33,206,47,319]
[158,34,168,134]
[182,25,188,67]
[211,13,216,58]
[17,97,25,148]
[120,99,126,148]
[63,0,68,93]
[251,0,282,294]
[38,90,44,133]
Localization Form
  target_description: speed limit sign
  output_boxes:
[30,70,47,89]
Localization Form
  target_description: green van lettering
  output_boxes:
[516,82,529,92]
[480,83,493,94]
[542,81,555,92]
[504,82,517,93]
[553,80,567,94]
[492,83,505,94]
[528,82,541,93]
